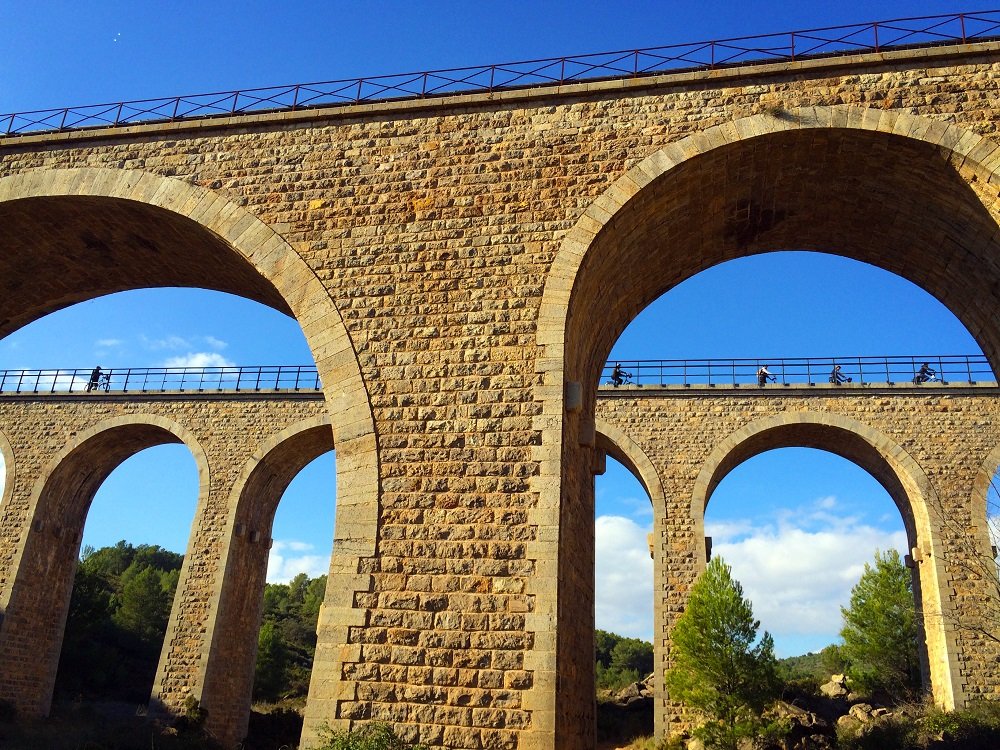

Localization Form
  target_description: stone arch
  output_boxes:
[530,107,1000,739]
[0,413,209,717]
[595,417,665,514]
[688,410,956,707]
[0,169,378,729]
[538,107,1000,386]
[195,416,335,745]
[0,166,376,555]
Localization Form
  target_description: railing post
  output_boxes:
[967,355,973,384]
[291,85,300,110]
[790,32,796,61]
[114,103,124,127]
[960,13,967,44]
[873,22,880,52]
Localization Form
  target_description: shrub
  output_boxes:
[317,722,428,750]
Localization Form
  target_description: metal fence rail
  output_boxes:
[0,366,321,394]
[3,10,999,137]
[601,355,995,388]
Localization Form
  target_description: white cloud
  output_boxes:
[595,515,654,639]
[142,334,190,351]
[95,338,123,348]
[594,496,909,656]
[202,336,228,350]
[714,522,907,655]
[161,352,235,368]
[816,495,837,510]
[267,539,330,583]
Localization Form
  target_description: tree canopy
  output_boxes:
[840,548,921,699]
[665,556,780,750]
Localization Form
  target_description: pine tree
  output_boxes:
[665,556,780,750]
[840,549,920,699]
[254,620,289,701]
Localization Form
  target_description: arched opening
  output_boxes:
[201,419,334,743]
[540,110,1000,746]
[705,448,908,658]
[249,451,336,745]
[0,169,375,749]
[0,417,207,717]
[54,444,199,706]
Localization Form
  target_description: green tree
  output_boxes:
[840,548,920,699]
[665,556,781,750]
[113,564,175,645]
[254,620,290,701]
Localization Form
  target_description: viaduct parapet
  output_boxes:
[2,32,1000,750]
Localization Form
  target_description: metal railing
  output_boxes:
[601,355,995,388]
[3,10,999,137]
[0,366,321,394]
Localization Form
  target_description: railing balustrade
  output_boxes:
[0,356,992,395]
[2,11,999,137]
[0,366,321,394]
[601,355,995,388]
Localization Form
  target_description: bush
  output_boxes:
[835,701,1000,750]
[317,722,428,750]
[836,713,916,750]
[917,700,1000,749]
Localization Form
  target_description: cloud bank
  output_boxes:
[596,496,907,656]
[267,539,330,583]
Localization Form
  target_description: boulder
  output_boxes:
[836,714,863,734]
[848,703,877,723]
[819,676,849,699]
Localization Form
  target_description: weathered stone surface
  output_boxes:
[0,38,1000,750]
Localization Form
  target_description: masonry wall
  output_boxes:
[2,41,1000,749]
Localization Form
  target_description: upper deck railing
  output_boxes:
[0,356,994,396]
[0,365,321,395]
[3,10,999,137]
[600,355,996,388]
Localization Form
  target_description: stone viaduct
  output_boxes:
[2,30,1000,750]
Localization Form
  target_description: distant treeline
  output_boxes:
[57,541,328,704]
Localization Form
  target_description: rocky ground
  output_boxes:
[597,673,910,750]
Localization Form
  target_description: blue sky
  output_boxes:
[0,1,988,657]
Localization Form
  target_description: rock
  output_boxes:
[837,714,863,734]
[820,679,849,699]
[768,699,825,728]
[849,703,877,723]
[615,682,643,703]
